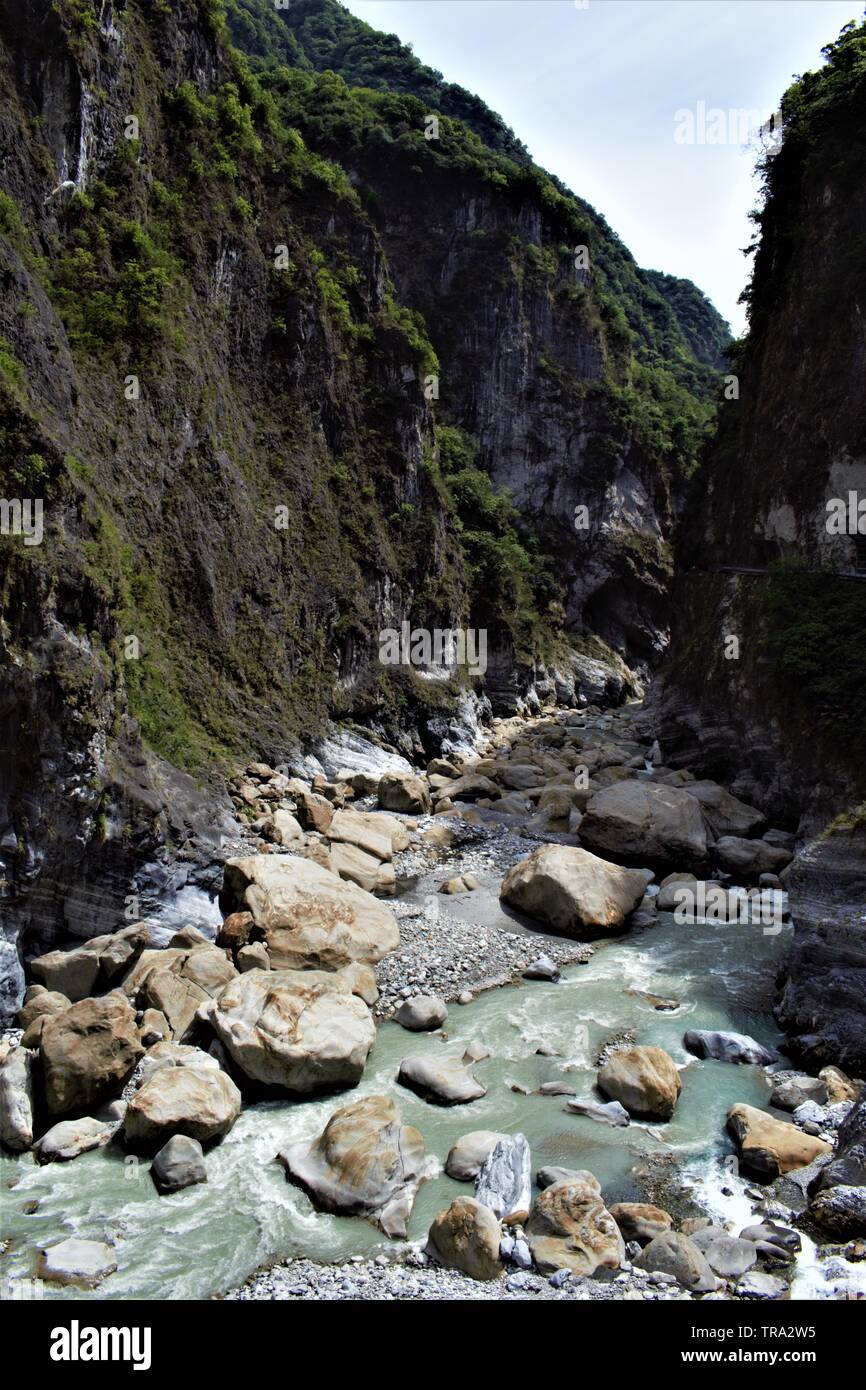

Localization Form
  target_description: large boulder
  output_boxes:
[579,782,708,866]
[808,1096,866,1236]
[681,782,766,839]
[433,774,500,804]
[398,1054,486,1106]
[714,836,792,879]
[526,1173,624,1275]
[445,1130,509,1181]
[122,943,236,1042]
[609,1202,672,1244]
[394,995,448,1032]
[684,1030,775,1065]
[377,772,431,815]
[219,855,399,971]
[474,1134,531,1222]
[124,1062,241,1151]
[328,842,395,896]
[500,844,651,936]
[326,808,394,862]
[205,968,375,1094]
[727,1103,832,1176]
[40,992,144,1115]
[0,1046,36,1151]
[17,986,70,1030]
[151,1135,208,1193]
[29,924,149,1003]
[34,1106,124,1163]
[427,1198,503,1281]
[278,1095,436,1238]
[633,1231,717,1291]
[597,1045,682,1119]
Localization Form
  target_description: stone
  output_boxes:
[29,924,149,1002]
[34,1114,118,1163]
[124,1063,241,1151]
[474,1133,531,1222]
[294,790,334,833]
[808,1095,866,1235]
[609,1202,673,1245]
[140,1007,170,1045]
[267,809,304,846]
[278,1095,435,1238]
[377,772,431,816]
[579,781,708,866]
[237,941,271,973]
[0,1046,36,1151]
[122,943,237,1042]
[727,1103,832,1176]
[808,1186,866,1237]
[41,992,144,1115]
[500,844,651,935]
[439,877,467,894]
[681,781,766,839]
[336,961,379,1006]
[536,1165,581,1190]
[819,1066,862,1104]
[326,808,393,862]
[205,968,375,1094]
[739,1221,801,1255]
[39,1238,117,1288]
[434,774,500,803]
[394,995,448,1032]
[522,955,560,981]
[735,1270,788,1299]
[427,758,459,778]
[462,1040,491,1064]
[684,1030,775,1065]
[714,836,792,879]
[17,987,70,1030]
[220,855,399,971]
[136,1041,221,1088]
[427,1197,502,1280]
[770,1074,828,1110]
[597,1045,682,1119]
[150,1134,208,1193]
[329,841,395,895]
[445,1130,509,1181]
[633,1232,717,1291]
[565,1097,630,1126]
[398,1053,486,1106]
[655,873,697,912]
[701,1234,758,1277]
[539,1081,576,1097]
[526,1173,625,1276]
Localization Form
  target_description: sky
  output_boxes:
[342,0,861,335]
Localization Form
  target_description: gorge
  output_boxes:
[0,0,864,1311]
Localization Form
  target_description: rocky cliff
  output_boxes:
[0,0,724,1006]
[645,19,866,1068]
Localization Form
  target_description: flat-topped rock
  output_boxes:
[220,855,399,971]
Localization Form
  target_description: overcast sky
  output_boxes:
[343,0,861,335]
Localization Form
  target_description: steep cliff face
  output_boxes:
[0,0,468,993]
[646,20,866,1067]
[0,0,724,1004]
[647,18,866,820]
[230,0,730,677]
